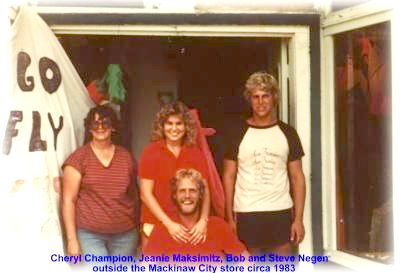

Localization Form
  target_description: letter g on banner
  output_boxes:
[17,51,34,91]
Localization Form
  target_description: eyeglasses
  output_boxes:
[90,118,112,130]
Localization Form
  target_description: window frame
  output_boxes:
[321,1,395,269]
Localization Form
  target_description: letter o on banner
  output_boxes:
[39,57,61,94]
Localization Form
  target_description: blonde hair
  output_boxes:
[244,71,280,104]
[171,168,206,201]
[151,101,197,146]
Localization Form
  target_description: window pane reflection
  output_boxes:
[334,22,393,263]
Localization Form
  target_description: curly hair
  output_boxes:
[83,105,119,143]
[243,71,280,104]
[151,101,197,146]
[171,168,205,203]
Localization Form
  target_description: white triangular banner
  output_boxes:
[1,5,93,270]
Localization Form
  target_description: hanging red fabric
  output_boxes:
[359,36,390,116]
[189,109,225,218]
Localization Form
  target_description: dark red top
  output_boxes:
[63,144,136,234]
[143,216,246,256]
[138,140,209,224]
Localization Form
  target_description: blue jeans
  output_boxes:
[77,228,139,256]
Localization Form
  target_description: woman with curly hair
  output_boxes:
[62,105,138,256]
[139,101,210,249]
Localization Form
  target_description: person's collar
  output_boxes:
[246,121,279,129]
[158,139,189,152]
[178,213,200,230]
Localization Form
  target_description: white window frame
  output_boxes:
[321,1,395,270]
[38,8,312,264]
[279,38,289,123]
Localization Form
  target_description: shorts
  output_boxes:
[236,209,292,249]
[142,223,155,237]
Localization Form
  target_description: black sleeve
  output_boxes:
[278,121,305,161]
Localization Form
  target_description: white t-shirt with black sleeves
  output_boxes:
[224,120,304,213]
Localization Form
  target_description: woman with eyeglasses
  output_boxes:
[62,105,138,256]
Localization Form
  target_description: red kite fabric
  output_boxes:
[87,80,108,105]
[190,109,225,218]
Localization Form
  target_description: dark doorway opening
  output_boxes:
[58,35,281,171]
[174,37,280,171]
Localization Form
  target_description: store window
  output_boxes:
[334,22,392,263]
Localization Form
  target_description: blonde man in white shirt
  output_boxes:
[223,71,306,256]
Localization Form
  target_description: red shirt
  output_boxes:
[138,140,209,224]
[63,144,136,233]
[143,216,246,257]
